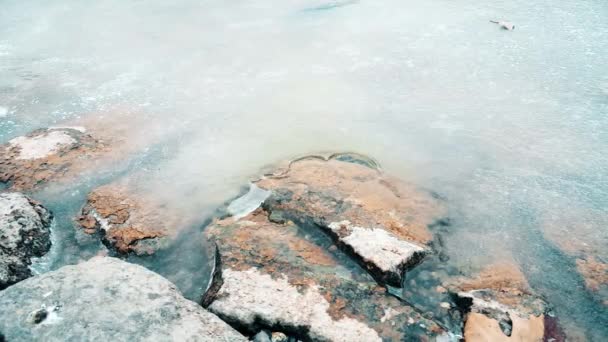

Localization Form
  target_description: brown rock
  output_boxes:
[203,209,448,341]
[255,153,446,286]
[0,128,106,190]
[448,263,562,342]
[77,184,171,255]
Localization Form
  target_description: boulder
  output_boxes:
[255,153,446,286]
[203,209,448,341]
[0,256,247,341]
[0,192,52,289]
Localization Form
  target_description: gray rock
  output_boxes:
[0,256,247,341]
[253,330,272,342]
[0,192,52,289]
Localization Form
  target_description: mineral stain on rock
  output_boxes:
[201,154,452,340]
[447,263,565,342]
[0,128,105,191]
[77,184,170,255]
[204,209,447,341]
[255,153,446,287]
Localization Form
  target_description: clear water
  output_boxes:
[1,0,607,339]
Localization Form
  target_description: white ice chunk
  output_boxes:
[227,184,270,219]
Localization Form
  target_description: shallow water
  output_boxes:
[1,0,607,339]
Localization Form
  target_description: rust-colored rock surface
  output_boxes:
[0,128,106,190]
[77,184,170,255]
[0,110,177,191]
[255,153,446,286]
[448,263,564,342]
[203,209,448,341]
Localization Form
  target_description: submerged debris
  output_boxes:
[490,20,515,31]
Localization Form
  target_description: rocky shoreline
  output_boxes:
[0,127,602,341]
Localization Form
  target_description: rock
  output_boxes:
[271,332,289,342]
[255,153,446,286]
[0,192,52,289]
[253,330,272,342]
[0,128,105,190]
[448,263,564,342]
[203,209,447,341]
[540,206,608,305]
[77,184,174,255]
[0,256,246,341]
[575,256,608,304]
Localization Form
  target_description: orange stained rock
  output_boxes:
[576,257,608,292]
[464,313,545,342]
[106,227,164,254]
[256,158,444,244]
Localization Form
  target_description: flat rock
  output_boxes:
[203,209,448,341]
[447,263,564,342]
[0,192,52,289]
[0,256,246,341]
[0,128,105,190]
[256,153,446,286]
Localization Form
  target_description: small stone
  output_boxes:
[271,332,288,342]
[439,302,451,309]
[254,330,272,342]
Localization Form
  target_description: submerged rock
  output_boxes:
[0,256,246,341]
[575,256,608,306]
[0,192,52,289]
[77,184,172,255]
[203,209,448,341]
[447,263,564,342]
[255,153,446,286]
[0,128,104,190]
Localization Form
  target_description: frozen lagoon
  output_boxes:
[1,0,607,340]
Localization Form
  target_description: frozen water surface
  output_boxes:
[1,0,607,339]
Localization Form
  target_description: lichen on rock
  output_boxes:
[0,192,52,289]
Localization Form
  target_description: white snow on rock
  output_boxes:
[8,130,76,160]
[329,221,425,273]
[208,268,382,342]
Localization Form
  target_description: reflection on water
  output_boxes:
[1,0,607,339]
